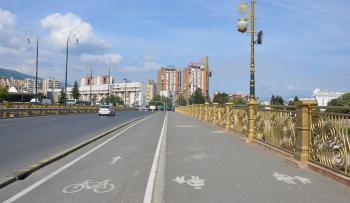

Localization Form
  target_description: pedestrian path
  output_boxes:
[164,112,350,203]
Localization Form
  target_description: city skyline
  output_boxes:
[0,0,349,100]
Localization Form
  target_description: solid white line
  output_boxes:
[3,114,156,203]
[143,112,168,203]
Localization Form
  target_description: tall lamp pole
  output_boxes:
[236,1,263,143]
[26,33,39,102]
[236,0,263,101]
[123,78,127,109]
[64,29,80,108]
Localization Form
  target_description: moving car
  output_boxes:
[98,104,115,116]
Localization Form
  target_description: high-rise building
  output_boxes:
[183,56,210,101]
[146,79,156,104]
[24,78,43,93]
[157,66,181,97]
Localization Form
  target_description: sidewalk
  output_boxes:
[165,112,350,203]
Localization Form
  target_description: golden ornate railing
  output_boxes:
[309,107,350,176]
[255,106,297,153]
[176,102,350,177]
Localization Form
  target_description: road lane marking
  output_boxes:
[172,176,205,190]
[3,113,157,203]
[143,112,168,203]
[62,179,115,194]
[110,156,122,165]
[273,172,311,184]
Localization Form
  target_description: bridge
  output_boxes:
[0,105,349,203]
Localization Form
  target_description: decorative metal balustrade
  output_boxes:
[254,106,297,153]
[309,107,350,176]
[176,103,350,178]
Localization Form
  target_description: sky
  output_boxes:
[0,0,349,100]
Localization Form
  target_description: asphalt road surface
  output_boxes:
[1,112,350,203]
[0,111,151,178]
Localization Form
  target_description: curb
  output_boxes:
[0,116,144,189]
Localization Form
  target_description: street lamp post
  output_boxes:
[26,33,39,102]
[236,0,263,100]
[236,1,263,143]
[123,78,127,109]
[64,29,80,109]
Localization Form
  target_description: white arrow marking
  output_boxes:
[110,156,122,165]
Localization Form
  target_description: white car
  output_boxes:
[98,105,115,116]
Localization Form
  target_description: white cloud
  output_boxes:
[80,53,122,64]
[0,8,16,31]
[116,55,160,73]
[287,85,295,91]
[41,13,109,50]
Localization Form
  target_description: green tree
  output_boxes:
[231,97,247,105]
[270,95,285,105]
[150,94,169,109]
[213,92,229,105]
[59,89,66,104]
[190,88,205,104]
[327,93,350,114]
[176,93,187,106]
[0,86,8,102]
[288,96,299,106]
[101,95,124,106]
[71,81,80,100]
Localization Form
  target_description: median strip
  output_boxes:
[0,115,146,189]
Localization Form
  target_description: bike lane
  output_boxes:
[164,112,350,203]
[0,112,165,203]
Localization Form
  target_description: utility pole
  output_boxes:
[90,68,92,104]
[35,38,39,102]
[108,67,111,103]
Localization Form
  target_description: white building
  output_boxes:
[72,76,147,107]
[313,89,344,106]
[24,78,43,93]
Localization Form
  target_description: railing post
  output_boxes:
[191,105,194,117]
[225,102,232,130]
[294,100,317,162]
[199,104,203,120]
[204,102,209,121]
[213,103,218,125]
[247,100,258,143]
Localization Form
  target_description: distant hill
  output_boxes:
[0,68,39,80]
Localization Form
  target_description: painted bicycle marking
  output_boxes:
[172,176,205,189]
[62,179,115,194]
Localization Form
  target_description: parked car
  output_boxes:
[98,104,115,116]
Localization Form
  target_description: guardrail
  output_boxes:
[0,106,99,118]
[0,102,138,118]
[176,102,350,178]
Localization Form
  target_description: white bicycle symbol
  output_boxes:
[62,179,115,194]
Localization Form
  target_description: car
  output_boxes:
[98,105,115,116]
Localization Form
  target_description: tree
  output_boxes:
[231,97,247,105]
[190,88,205,104]
[270,95,285,105]
[150,94,169,109]
[327,93,350,114]
[100,95,123,106]
[288,96,299,106]
[176,93,187,106]
[213,92,229,105]
[0,86,8,102]
[59,89,66,104]
[71,81,80,100]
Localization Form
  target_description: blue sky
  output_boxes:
[0,0,349,100]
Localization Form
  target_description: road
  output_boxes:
[0,112,350,203]
[0,111,151,178]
